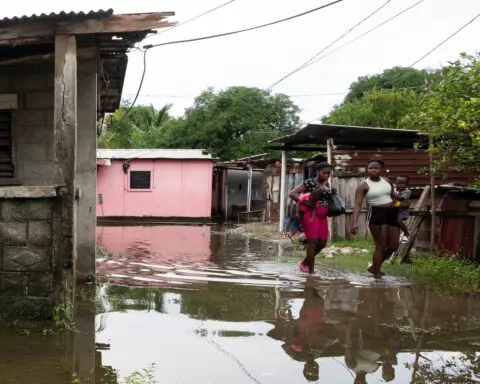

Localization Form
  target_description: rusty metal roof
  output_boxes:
[269,123,424,149]
[0,9,113,25]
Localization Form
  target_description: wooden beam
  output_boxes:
[54,35,77,273]
[56,12,176,35]
[0,12,175,46]
[391,186,431,264]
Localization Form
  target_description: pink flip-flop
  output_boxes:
[298,262,309,272]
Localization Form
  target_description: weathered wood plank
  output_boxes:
[0,13,175,46]
[392,186,431,264]
[56,12,175,35]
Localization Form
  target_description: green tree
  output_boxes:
[400,53,480,175]
[98,103,172,149]
[160,86,300,160]
[345,66,435,102]
[323,89,419,128]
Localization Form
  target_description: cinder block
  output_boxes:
[27,273,52,297]
[17,143,48,162]
[16,125,52,145]
[28,220,52,245]
[15,110,47,127]
[19,161,55,184]
[13,74,47,92]
[0,222,28,243]
[0,199,53,221]
[3,246,50,272]
[0,272,24,296]
[25,91,54,109]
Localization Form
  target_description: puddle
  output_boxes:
[2,225,480,383]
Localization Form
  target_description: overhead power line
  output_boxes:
[270,0,427,86]
[122,0,346,118]
[408,10,480,68]
[143,0,345,49]
[268,0,393,89]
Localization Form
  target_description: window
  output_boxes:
[0,111,13,178]
[130,171,151,189]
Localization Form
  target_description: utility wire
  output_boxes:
[143,0,345,49]
[155,0,237,35]
[271,0,427,85]
[122,0,346,118]
[407,10,480,68]
[268,0,393,89]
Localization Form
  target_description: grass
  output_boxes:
[284,235,480,294]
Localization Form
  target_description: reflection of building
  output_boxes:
[97,149,213,221]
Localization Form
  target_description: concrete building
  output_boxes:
[0,9,174,319]
[96,149,213,220]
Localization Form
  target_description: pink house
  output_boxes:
[96,149,213,219]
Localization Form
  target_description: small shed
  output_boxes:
[97,149,214,221]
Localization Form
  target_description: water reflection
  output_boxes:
[90,279,480,384]
[2,227,480,383]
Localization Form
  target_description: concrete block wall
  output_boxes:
[0,63,55,185]
[0,197,58,319]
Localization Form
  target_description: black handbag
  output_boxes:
[327,191,345,217]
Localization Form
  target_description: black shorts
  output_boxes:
[368,206,399,227]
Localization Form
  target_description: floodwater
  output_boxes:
[2,225,480,384]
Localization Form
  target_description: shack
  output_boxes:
[213,154,267,221]
[0,9,174,319]
[268,123,479,258]
[97,149,213,221]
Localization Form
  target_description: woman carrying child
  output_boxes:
[289,162,332,274]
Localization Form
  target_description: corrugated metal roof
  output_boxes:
[97,149,213,160]
[269,123,423,149]
[0,9,114,25]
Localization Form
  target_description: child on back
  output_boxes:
[393,175,411,241]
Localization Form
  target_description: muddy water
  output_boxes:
[2,225,480,384]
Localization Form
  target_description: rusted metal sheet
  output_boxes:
[334,150,478,188]
[438,193,476,260]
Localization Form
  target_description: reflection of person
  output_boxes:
[351,159,400,278]
[290,162,333,274]
[267,279,336,382]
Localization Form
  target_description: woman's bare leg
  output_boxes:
[369,225,388,279]
[305,239,319,274]
[384,225,400,262]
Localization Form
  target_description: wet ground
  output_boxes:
[2,224,480,383]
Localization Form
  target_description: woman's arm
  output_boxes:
[289,183,307,203]
[351,182,368,235]
[290,183,314,209]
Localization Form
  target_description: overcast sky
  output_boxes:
[4,0,480,123]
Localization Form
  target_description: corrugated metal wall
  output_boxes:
[334,149,478,188]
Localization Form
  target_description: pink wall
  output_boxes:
[97,159,213,218]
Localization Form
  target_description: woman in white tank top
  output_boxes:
[351,159,400,279]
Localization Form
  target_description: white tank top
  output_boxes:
[365,177,392,206]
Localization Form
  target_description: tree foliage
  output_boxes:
[323,89,419,128]
[99,86,300,161]
[345,66,434,103]
[400,53,480,174]
[163,86,300,160]
[98,104,172,149]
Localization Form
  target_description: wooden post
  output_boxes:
[54,35,78,309]
[327,138,334,239]
[246,163,253,213]
[279,150,287,232]
[429,136,436,254]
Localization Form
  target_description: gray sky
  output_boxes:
[4,0,480,122]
